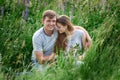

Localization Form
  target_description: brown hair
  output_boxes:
[54,32,67,54]
[42,10,57,19]
[56,15,74,32]
[55,15,74,54]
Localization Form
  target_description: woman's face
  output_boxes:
[56,23,67,33]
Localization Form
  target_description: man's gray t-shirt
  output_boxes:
[32,27,58,62]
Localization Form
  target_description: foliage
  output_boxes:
[0,0,120,80]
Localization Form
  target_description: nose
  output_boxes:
[50,21,54,25]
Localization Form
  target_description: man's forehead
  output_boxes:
[44,16,56,20]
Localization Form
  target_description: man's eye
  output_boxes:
[47,20,50,22]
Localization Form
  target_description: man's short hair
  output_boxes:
[42,10,57,19]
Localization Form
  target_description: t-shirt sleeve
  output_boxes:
[78,30,84,38]
[32,35,43,52]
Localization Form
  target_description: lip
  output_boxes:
[49,26,54,30]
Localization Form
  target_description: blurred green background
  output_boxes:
[0,0,120,80]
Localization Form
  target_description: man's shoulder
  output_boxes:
[33,27,44,39]
[53,29,58,35]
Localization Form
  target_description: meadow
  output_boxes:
[0,0,120,80]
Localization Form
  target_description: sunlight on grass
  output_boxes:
[0,0,120,80]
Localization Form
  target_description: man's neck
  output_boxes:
[43,28,53,36]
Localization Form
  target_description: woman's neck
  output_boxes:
[65,30,70,36]
[65,28,74,36]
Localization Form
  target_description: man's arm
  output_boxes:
[81,31,86,50]
[35,51,56,64]
[75,26,92,60]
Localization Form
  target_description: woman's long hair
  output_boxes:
[55,15,74,54]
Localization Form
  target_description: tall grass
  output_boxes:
[0,0,120,80]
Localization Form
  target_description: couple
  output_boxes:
[31,10,92,70]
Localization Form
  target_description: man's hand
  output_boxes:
[35,51,56,64]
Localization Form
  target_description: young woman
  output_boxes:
[55,15,92,60]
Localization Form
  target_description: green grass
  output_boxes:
[0,0,120,80]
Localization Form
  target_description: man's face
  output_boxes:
[42,16,56,31]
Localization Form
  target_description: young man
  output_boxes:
[31,10,58,70]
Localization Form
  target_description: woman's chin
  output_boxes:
[59,31,63,34]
